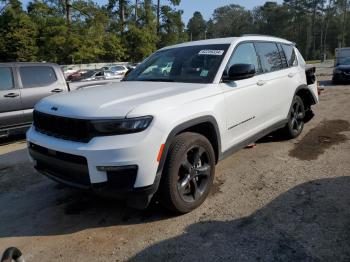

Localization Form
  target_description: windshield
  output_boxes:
[124,44,230,83]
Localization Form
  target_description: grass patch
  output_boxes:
[306,60,321,64]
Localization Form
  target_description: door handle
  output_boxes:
[288,73,296,78]
[257,80,266,86]
[4,93,19,98]
[51,88,63,93]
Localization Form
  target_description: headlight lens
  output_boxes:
[334,68,342,74]
[90,116,153,135]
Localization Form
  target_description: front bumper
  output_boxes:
[26,125,164,199]
[333,72,350,82]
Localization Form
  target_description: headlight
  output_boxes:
[334,68,342,74]
[90,116,153,135]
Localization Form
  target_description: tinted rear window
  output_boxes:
[281,44,297,67]
[277,43,288,68]
[0,67,14,90]
[254,42,283,73]
[20,66,57,88]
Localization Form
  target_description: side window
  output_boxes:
[0,68,14,91]
[282,44,298,67]
[254,42,283,73]
[277,43,288,68]
[226,43,260,74]
[20,66,57,88]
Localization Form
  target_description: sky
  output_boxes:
[21,0,283,24]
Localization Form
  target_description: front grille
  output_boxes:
[33,111,90,142]
[29,143,90,187]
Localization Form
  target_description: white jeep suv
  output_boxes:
[27,35,318,213]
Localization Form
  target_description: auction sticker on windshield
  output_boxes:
[199,50,225,56]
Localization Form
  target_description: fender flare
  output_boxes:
[294,84,317,105]
[156,115,221,176]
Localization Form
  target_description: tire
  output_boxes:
[282,95,305,139]
[159,132,216,214]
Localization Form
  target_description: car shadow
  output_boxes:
[256,133,285,144]
[1,145,349,262]
[131,176,350,262]
[0,134,26,146]
[318,79,333,87]
[256,110,315,144]
[319,79,350,86]
[0,148,173,238]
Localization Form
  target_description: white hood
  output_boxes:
[35,81,216,119]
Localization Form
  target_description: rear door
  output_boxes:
[18,65,63,124]
[279,43,302,116]
[0,66,23,129]
[253,42,294,123]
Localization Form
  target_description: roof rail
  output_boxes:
[241,34,290,40]
[241,34,296,45]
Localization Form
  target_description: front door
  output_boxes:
[219,42,264,149]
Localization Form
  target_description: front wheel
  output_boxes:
[282,95,305,139]
[160,132,215,214]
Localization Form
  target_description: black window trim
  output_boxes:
[18,65,58,89]
[281,43,298,68]
[222,41,263,78]
[221,40,297,82]
[0,66,15,91]
[253,41,286,74]
[276,43,289,69]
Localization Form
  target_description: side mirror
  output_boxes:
[223,63,256,81]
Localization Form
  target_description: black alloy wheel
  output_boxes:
[160,132,215,214]
[177,145,211,203]
[283,95,305,139]
[290,97,304,133]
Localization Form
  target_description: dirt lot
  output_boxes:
[0,76,349,261]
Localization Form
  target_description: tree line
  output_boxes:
[0,0,349,64]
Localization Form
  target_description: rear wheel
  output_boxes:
[282,95,305,139]
[160,132,215,214]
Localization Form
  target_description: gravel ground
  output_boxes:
[0,75,349,261]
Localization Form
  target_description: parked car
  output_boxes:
[66,69,88,81]
[0,62,69,138]
[27,36,318,213]
[101,65,128,78]
[104,70,122,80]
[161,62,173,75]
[74,70,122,82]
[127,63,140,70]
[333,47,350,84]
[62,67,76,79]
